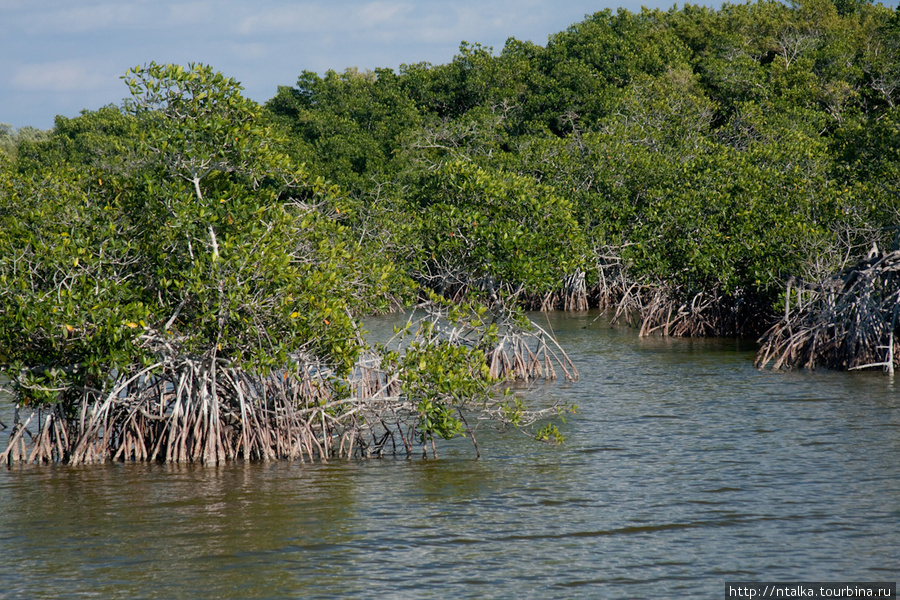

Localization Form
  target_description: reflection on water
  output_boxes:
[1,312,898,599]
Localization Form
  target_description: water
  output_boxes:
[1,311,897,599]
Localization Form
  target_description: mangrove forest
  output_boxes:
[2,0,899,464]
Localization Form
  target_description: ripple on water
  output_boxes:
[0,313,898,599]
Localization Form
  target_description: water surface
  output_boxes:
[1,312,897,599]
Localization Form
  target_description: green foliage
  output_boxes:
[119,63,372,373]
[6,0,900,455]
[0,63,403,413]
[0,124,50,160]
[619,143,837,295]
[603,67,718,153]
[1,63,573,460]
[399,43,499,121]
[535,422,565,444]
[15,107,134,175]
[384,334,486,442]
[409,160,587,296]
[257,0,900,322]
[266,67,422,193]
[374,295,573,447]
[0,162,150,405]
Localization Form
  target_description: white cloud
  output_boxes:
[237,4,335,35]
[227,41,271,61]
[166,1,217,26]
[16,3,154,34]
[357,1,410,27]
[2,0,732,129]
[12,60,112,92]
[236,1,425,36]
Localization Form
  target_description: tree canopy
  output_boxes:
[263,0,899,328]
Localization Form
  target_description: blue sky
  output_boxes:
[5,1,896,131]
[0,0,717,130]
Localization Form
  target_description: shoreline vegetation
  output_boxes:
[2,0,900,464]
[0,303,576,465]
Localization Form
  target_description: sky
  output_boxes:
[0,0,715,130]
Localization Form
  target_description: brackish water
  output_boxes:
[0,312,897,599]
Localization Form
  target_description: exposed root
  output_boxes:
[580,247,767,338]
[756,247,900,372]
[528,270,589,312]
[418,262,590,314]
[1,302,575,465]
[0,357,419,466]
[394,301,578,383]
[637,286,767,338]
